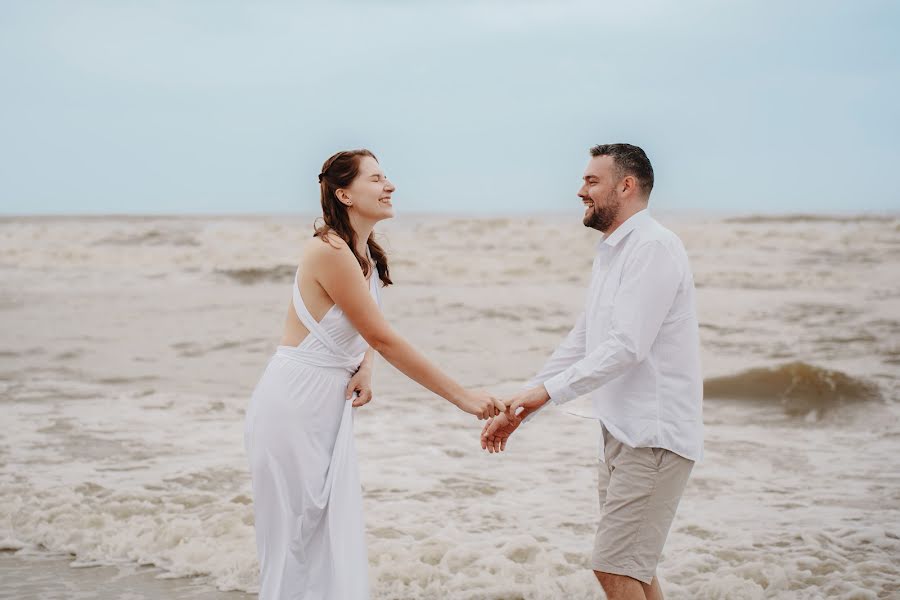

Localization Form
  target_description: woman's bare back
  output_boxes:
[279,236,370,347]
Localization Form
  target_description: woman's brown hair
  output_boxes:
[314,149,392,287]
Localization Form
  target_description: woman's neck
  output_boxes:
[348,211,375,255]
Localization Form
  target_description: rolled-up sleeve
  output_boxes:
[542,241,683,405]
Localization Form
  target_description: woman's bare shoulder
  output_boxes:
[301,233,352,269]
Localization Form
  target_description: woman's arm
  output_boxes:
[307,238,503,419]
[359,347,375,373]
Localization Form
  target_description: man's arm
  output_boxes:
[486,242,684,451]
[521,240,683,410]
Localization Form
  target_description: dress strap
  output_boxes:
[292,268,353,359]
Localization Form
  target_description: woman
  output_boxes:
[242,149,503,599]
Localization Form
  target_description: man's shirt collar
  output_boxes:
[600,208,651,248]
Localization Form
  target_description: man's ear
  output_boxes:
[621,175,638,197]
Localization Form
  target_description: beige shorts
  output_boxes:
[591,425,694,584]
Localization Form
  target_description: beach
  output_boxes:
[1,212,898,599]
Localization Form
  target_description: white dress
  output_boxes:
[243,256,379,599]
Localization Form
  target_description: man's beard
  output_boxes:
[583,191,620,232]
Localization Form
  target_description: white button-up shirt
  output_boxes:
[525,209,703,462]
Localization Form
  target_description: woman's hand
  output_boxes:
[455,389,506,420]
[480,412,521,453]
[346,365,374,408]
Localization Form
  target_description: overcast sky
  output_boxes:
[1,0,898,215]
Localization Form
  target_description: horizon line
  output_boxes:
[1,207,898,220]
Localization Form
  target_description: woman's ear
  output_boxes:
[334,188,353,207]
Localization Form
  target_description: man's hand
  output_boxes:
[504,385,550,421]
[346,366,373,407]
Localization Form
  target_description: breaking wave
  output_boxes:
[93,229,200,246]
[215,265,296,285]
[703,361,880,418]
[723,213,893,224]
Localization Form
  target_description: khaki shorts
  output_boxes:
[591,426,694,584]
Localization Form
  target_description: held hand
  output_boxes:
[457,389,506,420]
[503,386,550,422]
[480,412,523,454]
[346,367,373,408]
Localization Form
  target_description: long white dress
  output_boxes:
[243,256,379,599]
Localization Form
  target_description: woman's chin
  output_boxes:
[362,208,394,223]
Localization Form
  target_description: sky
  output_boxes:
[1,0,898,215]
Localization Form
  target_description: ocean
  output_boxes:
[1,212,898,599]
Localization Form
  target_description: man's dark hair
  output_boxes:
[589,143,654,196]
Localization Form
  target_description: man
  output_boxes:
[481,144,703,600]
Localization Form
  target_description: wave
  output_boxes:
[722,214,894,224]
[703,361,880,418]
[215,265,295,285]
[93,229,200,247]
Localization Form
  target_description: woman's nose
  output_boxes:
[385,179,396,192]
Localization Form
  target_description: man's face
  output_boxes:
[578,155,621,232]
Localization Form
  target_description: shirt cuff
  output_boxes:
[542,373,579,405]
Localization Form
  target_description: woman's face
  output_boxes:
[342,156,395,222]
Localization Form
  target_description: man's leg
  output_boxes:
[641,576,663,600]
[591,571,663,600]
[593,571,647,600]
[591,428,692,598]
